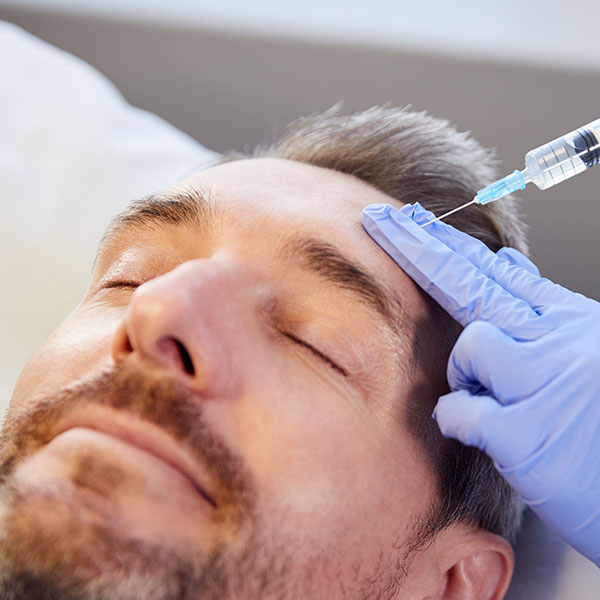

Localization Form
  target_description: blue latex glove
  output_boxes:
[362,201,600,565]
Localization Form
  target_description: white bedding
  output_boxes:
[0,21,218,408]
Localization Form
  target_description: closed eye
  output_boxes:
[101,279,143,290]
[284,333,347,377]
[100,281,348,377]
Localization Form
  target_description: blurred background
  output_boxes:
[0,1,599,597]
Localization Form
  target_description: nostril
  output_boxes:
[124,335,133,353]
[175,339,195,376]
[155,337,196,376]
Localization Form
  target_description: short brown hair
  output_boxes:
[223,105,525,546]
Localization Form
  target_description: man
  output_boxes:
[0,107,525,599]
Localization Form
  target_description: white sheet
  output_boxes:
[0,21,218,407]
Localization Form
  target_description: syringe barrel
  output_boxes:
[524,118,600,190]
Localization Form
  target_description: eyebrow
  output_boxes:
[96,189,405,334]
[98,188,212,246]
[281,235,404,333]
[94,187,216,269]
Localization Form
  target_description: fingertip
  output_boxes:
[434,390,500,449]
[433,389,465,424]
[363,202,442,235]
[447,320,509,393]
[496,247,540,276]
[400,201,438,226]
[432,391,465,439]
[362,204,393,239]
[362,203,419,230]
[362,203,392,221]
[362,202,429,241]
[399,202,418,217]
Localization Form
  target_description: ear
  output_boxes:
[433,523,514,600]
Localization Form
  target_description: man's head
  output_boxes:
[1,107,525,599]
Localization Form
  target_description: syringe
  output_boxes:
[421,118,600,227]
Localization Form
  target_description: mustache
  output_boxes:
[0,360,254,510]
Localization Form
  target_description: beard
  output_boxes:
[0,361,301,600]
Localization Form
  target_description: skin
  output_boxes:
[1,158,513,599]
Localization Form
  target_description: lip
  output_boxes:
[51,407,216,507]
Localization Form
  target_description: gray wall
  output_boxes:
[1,5,599,300]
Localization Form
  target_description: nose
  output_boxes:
[111,258,242,397]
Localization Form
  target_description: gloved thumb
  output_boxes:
[447,320,537,402]
[433,389,502,451]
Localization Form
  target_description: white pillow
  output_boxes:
[0,21,219,409]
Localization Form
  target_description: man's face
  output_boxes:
[1,159,485,599]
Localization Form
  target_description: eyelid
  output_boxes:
[284,332,348,377]
[99,279,143,290]
[98,281,348,377]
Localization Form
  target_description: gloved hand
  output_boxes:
[362,201,600,566]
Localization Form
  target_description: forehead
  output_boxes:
[184,157,386,222]
[176,158,420,307]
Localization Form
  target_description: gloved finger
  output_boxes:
[434,390,545,468]
[496,247,540,276]
[362,203,550,340]
[447,320,542,403]
[433,389,502,451]
[406,202,569,310]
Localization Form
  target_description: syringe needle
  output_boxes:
[420,198,477,228]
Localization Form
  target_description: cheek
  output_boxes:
[10,305,121,410]
[224,359,434,532]
[233,385,437,564]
